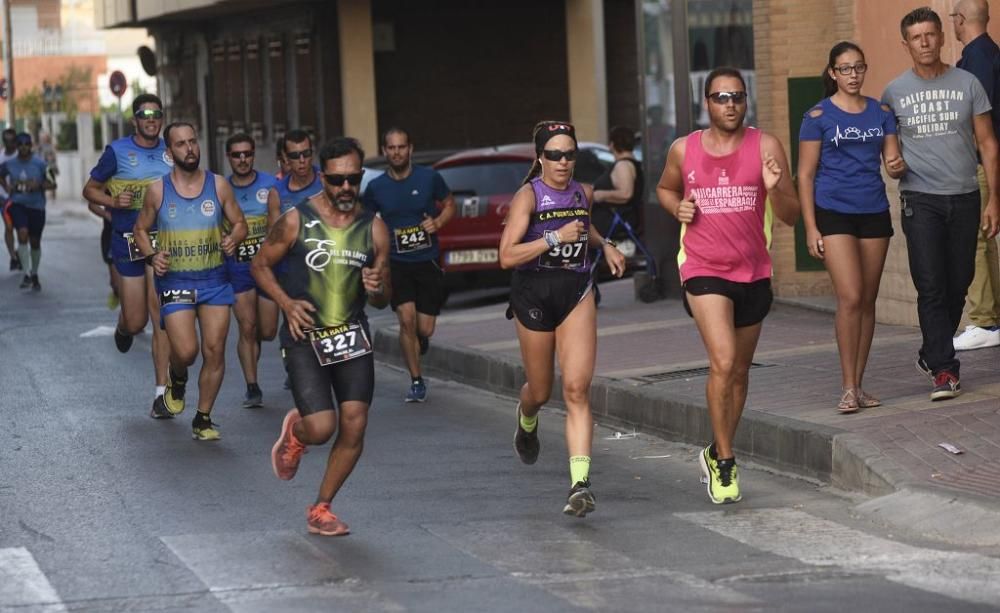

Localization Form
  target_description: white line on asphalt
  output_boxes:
[79,325,118,338]
[0,547,67,611]
[676,508,1000,607]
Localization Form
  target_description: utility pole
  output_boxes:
[1,0,14,127]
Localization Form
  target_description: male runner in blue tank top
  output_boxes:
[83,94,174,416]
[134,122,247,437]
[224,132,278,408]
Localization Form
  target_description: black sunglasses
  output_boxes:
[324,172,364,186]
[707,91,748,105]
[542,149,577,162]
[286,149,313,160]
[228,151,255,160]
[135,109,164,119]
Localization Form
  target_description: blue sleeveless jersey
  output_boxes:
[229,171,277,240]
[274,168,322,215]
[156,171,227,289]
[98,136,174,233]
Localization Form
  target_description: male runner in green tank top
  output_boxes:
[253,137,391,536]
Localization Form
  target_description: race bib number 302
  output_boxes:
[159,289,196,306]
[124,231,158,262]
[236,236,263,263]
[393,225,432,253]
[539,237,587,269]
[308,321,372,366]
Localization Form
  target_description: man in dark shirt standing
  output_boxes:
[951,0,1000,351]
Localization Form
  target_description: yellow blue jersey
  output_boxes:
[90,136,173,233]
[156,171,227,290]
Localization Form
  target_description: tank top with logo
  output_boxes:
[274,168,323,215]
[678,127,773,283]
[105,136,174,233]
[227,171,278,265]
[279,199,375,346]
[156,171,226,289]
[517,177,591,274]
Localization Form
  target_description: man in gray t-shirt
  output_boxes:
[880,7,1000,401]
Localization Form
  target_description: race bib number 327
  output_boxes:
[308,321,372,366]
[393,225,432,253]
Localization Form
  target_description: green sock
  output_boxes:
[518,405,537,433]
[569,456,591,485]
[30,248,40,274]
[17,244,29,272]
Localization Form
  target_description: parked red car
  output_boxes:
[433,142,620,290]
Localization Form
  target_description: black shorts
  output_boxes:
[683,276,773,328]
[814,206,893,239]
[100,219,113,264]
[390,259,446,315]
[9,204,45,238]
[506,269,592,332]
[281,340,375,417]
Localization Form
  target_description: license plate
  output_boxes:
[124,231,158,262]
[236,236,263,263]
[445,248,498,265]
[308,321,372,366]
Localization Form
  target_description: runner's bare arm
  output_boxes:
[82,177,121,209]
[216,176,247,255]
[656,136,695,223]
[499,184,563,268]
[133,179,162,258]
[973,112,1000,238]
[266,186,282,229]
[760,133,800,226]
[366,216,392,309]
[422,193,456,233]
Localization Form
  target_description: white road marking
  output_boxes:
[78,325,117,338]
[0,547,66,611]
[677,508,1000,607]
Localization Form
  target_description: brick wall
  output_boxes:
[0,55,107,118]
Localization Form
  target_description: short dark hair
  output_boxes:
[704,67,747,98]
[163,121,195,146]
[319,137,365,168]
[283,129,311,152]
[2,128,16,139]
[132,93,163,115]
[275,135,286,159]
[901,6,942,39]
[382,126,410,147]
[225,132,254,152]
[609,126,636,152]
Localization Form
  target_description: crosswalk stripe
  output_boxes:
[676,508,1000,607]
[0,547,66,611]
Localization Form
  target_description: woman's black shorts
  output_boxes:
[814,206,893,239]
[683,276,773,328]
[281,331,375,416]
[506,269,592,332]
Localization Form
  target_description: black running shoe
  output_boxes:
[19,274,31,289]
[9,255,20,271]
[513,404,539,465]
[562,480,596,518]
[418,335,429,355]
[114,327,133,353]
[30,274,40,291]
[243,383,263,408]
[150,395,173,419]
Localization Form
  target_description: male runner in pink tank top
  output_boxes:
[656,67,800,505]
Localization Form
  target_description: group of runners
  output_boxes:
[65,4,1000,534]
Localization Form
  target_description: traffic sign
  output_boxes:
[109,71,127,98]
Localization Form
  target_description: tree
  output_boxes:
[14,87,43,121]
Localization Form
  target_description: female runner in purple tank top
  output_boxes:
[499,121,626,518]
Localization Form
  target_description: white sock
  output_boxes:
[155,385,166,398]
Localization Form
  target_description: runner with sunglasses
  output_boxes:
[260,129,323,346]
[82,94,174,417]
[225,132,278,408]
[657,68,799,504]
[499,120,626,518]
[362,127,455,403]
[256,137,391,536]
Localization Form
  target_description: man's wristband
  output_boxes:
[602,238,617,248]
[144,253,157,265]
[543,230,560,249]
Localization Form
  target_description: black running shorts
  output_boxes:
[814,206,893,239]
[506,269,592,332]
[683,276,773,328]
[281,336,375,416]
[390,259,446,315]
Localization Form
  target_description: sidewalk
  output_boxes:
[374,278,1000,546]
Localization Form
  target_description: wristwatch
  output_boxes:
[145,253,157,265]
[603,238,617,248]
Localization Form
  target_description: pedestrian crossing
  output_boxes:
[5,507,1000,612]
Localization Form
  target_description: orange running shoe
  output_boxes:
[271,409,306,480]
[306,503,350,536]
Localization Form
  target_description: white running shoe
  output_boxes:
[953,325,1000,351]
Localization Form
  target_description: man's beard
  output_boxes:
[175,155,200,172]
[335,195,357,212]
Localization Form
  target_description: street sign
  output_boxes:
[109,70,127,98]
[0,78,7,101]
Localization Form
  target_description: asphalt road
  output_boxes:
[2,204,999,612]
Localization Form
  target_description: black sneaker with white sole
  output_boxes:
[114,327,134,353]
[562,480,595,518]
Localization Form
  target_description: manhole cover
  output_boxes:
[633,363,772,384]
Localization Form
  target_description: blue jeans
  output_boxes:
[900,190,981,376]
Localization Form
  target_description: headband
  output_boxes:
[534,122,577,154]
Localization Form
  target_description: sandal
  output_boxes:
[857,390,881,409]
[837,388,859,414]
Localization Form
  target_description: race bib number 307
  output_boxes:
[308,321,372,366]
[124,231,158,262]
[393,225,432,253]
[539,237,587,269]
[236,236,263,263]
[159,289,196,306]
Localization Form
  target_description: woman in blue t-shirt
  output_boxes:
[798,42,907,414]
